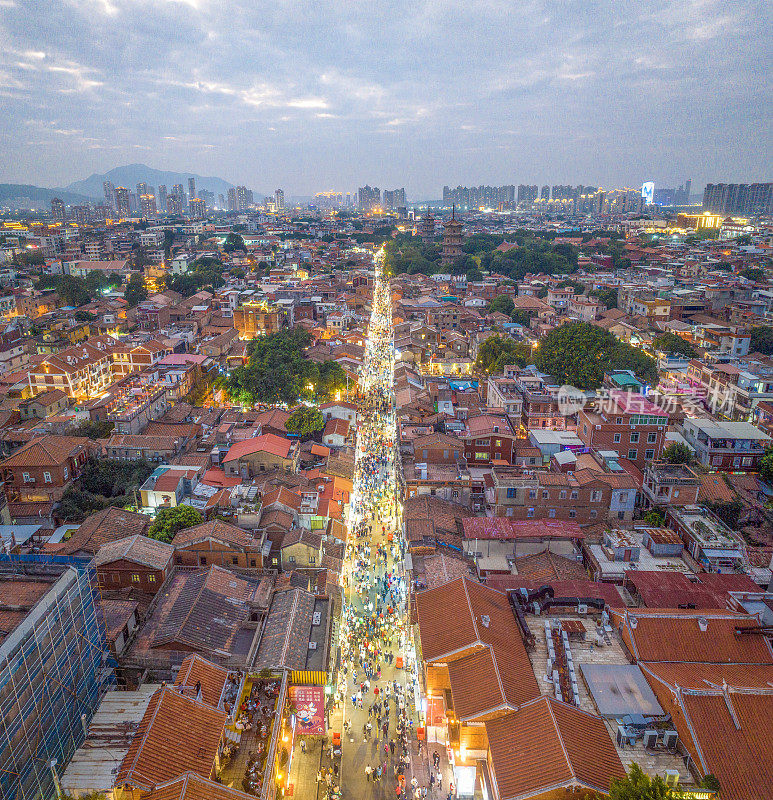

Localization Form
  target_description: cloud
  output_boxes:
[0,0,769,194]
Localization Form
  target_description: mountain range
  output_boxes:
[64,163,241,199]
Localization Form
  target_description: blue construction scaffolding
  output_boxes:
[0,554,115,800]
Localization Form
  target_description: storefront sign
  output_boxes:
[289,685,325,735]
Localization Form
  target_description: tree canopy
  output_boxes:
[760,447,773,485]
[651,332,698,359]
[750,326,773,355]
[487,295,515,316]
[609,764,670,800]
[591,287,618,309]
[225,328,346,405]
[534,322,658,389]
[475,335,533,373]
[286,405,325,438]
[662,442,691,464]
[148,505,203,544]
[124,273,147,307]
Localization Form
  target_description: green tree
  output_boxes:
[223,232,246,253]
[475,335,533,373]
[610,764,670,800]
[57,275,90,306]
[148,506,203,544]
[124,273,148,307]
[651,332,698,359]
[534,322,658,389]
[704,497,744,529]
[700,774,721,792]
[642,509,666,527]
[740,267,765,281]
[591,287,618,309]
[286,406,325,438]
[662,442,691,464]
[760,447,773,485]
[487,295,515,316]
[750,326,773,355]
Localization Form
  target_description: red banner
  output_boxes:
[290,685,325,735]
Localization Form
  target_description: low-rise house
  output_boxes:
[18,389,69,420]
[667,505,746,571]
[679,418,771,470]
[642,462,701,508]
[221,433,298,478]
[171,519,265,569]
[107,433,184,462]
[56,506,150,557]
[95,534,174,593]
[322,417,350,447]
[280,527,323,569]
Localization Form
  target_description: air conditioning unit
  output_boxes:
[312,612,322,626]
[616,724,629,748]
[643,730,658,749]
[662,730,678,750]
[308,641,317,650]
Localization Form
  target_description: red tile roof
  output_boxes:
[144,772,255,800]
[461,518,585,541]
[116,686,226,791]
[223,433,292,462]
[485,696,626,799]
[173,654,230,707]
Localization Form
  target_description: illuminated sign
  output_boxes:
[289,685,325,735]
[641,182,655,204]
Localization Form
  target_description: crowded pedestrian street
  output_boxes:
[310,249,444,800]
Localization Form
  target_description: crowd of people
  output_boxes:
[329,253,442,800]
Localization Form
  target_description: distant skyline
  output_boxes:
[1,0,770,196]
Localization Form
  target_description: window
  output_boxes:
[529,489,537,499]
[570,490,578,500]
[232,557,238,565]
[475,452,488,460]
[628,449,638,460]
[63,466,69,480]
[453,450,459,459]
[616,417,623,425]
[542,490,549,499]
[590,510,597,518]
[22,472,31,483]
[200,556,206,565]
[630,432,640,443]
[505,507,514,517]
[507,488,517,499]
[527,508,534,518]
[549,508,556,518]
[288,555,296,563]
[613,433,621,444]
[422,449,428,460]
[559,490,567,500]
[443,449,449,459]
[131,574,140,583]
[590,490,601,502]
[645,449,655,460]
[569,509,576,518]
[250,559,257,567]
[148,574,156,583]
[619,492,629,503]
[583,424,588,435]
[309,556,316,564]
[43,471,52,483]
[112,573,119,582]
[452,490,459,499]
[495,439,502,447]
[647,432,657,443]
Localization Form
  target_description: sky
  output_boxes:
[0,0,771,197]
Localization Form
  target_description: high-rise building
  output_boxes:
[114,186,131,217]
[136,182,149,198]
[517,184,538,204]
[50,197,66,222]
[140,194,157,218]
[540,185,550,201]
[235,186,252,211]
[172,183,185,199]
[703,183,773,215]
[218,193,225,210]
[358,185,381,211]
[103,180,115,209]
[189,197,206,219]
[442,185,514,208]
[157,184,167,212]
[441,206,464,266]
[166,194,183,216]
[199,188,215,209]
[227,188,238,211]
[72,205,89,226]
[188,177,197,201]
[551,185,573,200]
[275,189,285,210]
[383,188,406,209]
